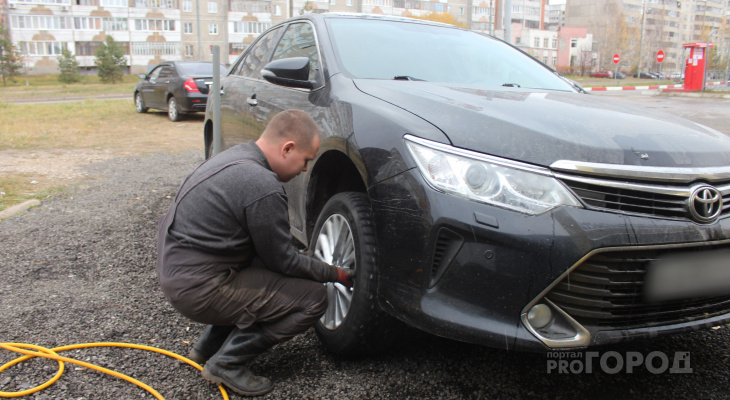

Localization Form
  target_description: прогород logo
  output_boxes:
[546,351,693,374]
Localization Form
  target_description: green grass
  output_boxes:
[0,174,68,213]
[0,74,138,99]
[0,93,202,213]
[0,99,140,150]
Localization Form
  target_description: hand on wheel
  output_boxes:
[335,267,354,288]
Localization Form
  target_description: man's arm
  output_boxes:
[246,191,339,283]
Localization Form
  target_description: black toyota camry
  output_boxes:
[204,13,730,353]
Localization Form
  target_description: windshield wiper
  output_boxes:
[394,75,426,81]
[502,83,521,87]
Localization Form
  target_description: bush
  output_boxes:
[57,48,81,84]
[95,36,126,84]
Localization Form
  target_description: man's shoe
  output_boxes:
[188,325,235,365]
[202,364,273,396]
[200,327,277,396]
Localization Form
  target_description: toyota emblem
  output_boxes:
[689,186,723,223]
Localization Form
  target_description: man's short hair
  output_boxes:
[261,109,321,151]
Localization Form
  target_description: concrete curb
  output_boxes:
[0,199,41,220]
[586,81,727,92]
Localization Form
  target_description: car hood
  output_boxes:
[353,80,730,169]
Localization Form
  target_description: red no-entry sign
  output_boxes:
[657,50,665,63]
[613,54,620,64]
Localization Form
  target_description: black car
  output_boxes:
[205,13,730,353]
[134,61,227,121]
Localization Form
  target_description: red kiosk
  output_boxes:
[682,42,714,91]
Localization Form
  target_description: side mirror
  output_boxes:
[139,74,148,80]
[261,57,315,89]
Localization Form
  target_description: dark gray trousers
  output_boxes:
[167,258,328,343]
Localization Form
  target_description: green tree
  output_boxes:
[95,36,126,84]
[0,22,23,87]
[57,48,81,84]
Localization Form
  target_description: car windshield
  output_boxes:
[327,18,574,91]
[177,63,227,77]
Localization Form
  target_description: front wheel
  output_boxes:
[311,192,402,356]
[135,92,148,113]
[168,96,182,121]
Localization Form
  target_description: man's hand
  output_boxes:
[336,267,354,288]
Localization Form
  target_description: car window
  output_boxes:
[177,62,227,77]
[158,66,175,79]
[327,19,574,91]
[270,22,320,82]
[235,26,284,79]
[148,66,163,82]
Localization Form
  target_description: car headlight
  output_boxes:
[404,135,582,215]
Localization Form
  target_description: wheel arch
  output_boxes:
[306,150,367,244]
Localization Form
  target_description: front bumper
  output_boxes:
[369,168,730,351]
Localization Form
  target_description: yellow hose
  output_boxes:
[0,342,229,399]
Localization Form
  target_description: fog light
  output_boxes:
[527,304,552,329]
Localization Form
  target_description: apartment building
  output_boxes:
[565,0,729,73]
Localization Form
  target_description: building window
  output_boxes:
[459,7,464,15]
[543,56,548,63]
[232,21,269,34]
[346,0,352,5]
[330,0,335,4]
[19,41,67,56]
[135,19,176,31]
[543,38,549,48]
[534,37,540,47]
[274,5,281,15]
[100,0,126,7]
[552,56,557,66]
[209,23,218,34]
[184,44,194,57]
[208,1,217,12]
[74,16,102,30]
[11,15,71,30]
[552,37,557,48]
[103,17,128,31]
[570,38,578,48]
[183,0,192,11]
[131,41,180,55]
[183,22,193,34]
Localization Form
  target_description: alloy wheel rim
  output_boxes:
[169,99,177,119]
[314,214,355,330]
[135,94,142,111]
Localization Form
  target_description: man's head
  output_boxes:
[256,109,321,182]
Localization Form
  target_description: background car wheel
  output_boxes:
[135,92,148,113]
[311,192,403,356]
[168,96,182,121]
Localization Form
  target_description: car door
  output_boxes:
[140,66,163,108]
[154,65,176,106]
[253,21,326,236]
[219,26,284,148]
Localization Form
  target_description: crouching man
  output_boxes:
[157,109,352,396]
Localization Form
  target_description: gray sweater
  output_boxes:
[166,140,337,283]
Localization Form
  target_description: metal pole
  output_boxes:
[195,0,202,60]
[637,0,647,76]
[703,28,717,92]
[212,46,222,155]
[504,0,512,43]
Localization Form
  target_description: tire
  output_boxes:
[135,92,148,113]
[168,96,182,122]
[311,192,402,356]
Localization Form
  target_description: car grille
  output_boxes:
[546,246,730,330]
[558,176,730,221]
